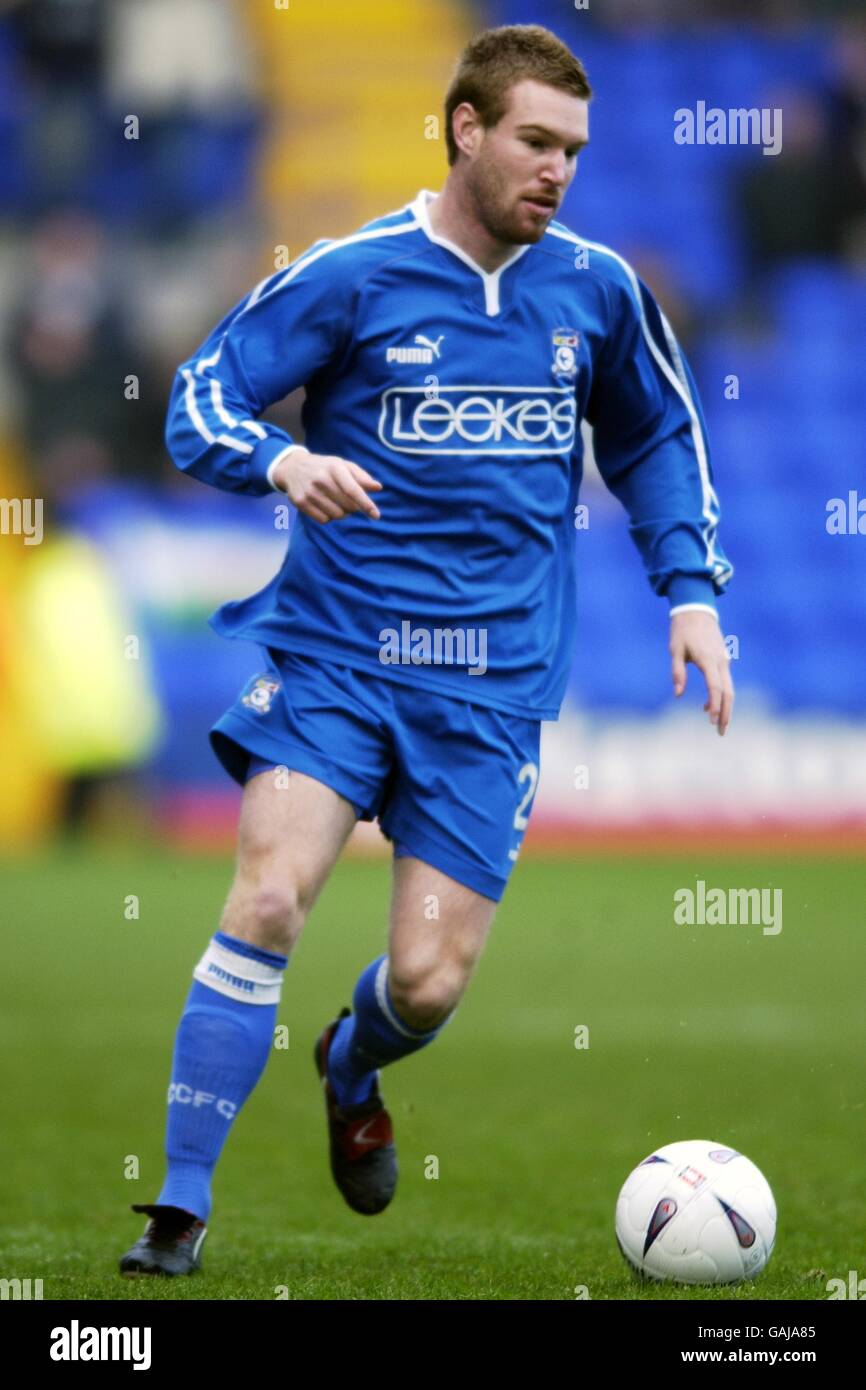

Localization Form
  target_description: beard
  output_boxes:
[464,154,552,246]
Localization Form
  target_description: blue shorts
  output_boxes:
[209,649,542,901]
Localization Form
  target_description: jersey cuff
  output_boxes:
[266,443,311,492]
[249,437,301,494]
[669,603,720,621]
[665,575,719,613]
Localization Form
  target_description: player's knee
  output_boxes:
[389,964,464,1032]
[238,881,307,953]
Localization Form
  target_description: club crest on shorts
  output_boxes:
[551,326,580,381]
[241,674,280,715]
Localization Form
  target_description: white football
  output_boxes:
[615,1139,776,1285]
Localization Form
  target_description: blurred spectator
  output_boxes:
[737,21,866,278]
[6,0,104,80]
[6,0,107,213]
[101,0,261,237]
[5,210,163,499]
[737,89,850,272]
[593,0,861,27]
[826,18,866,260]
[104,0,256,115]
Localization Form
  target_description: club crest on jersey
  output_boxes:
[241,675,279,715]
[386,333,445,365]
[551,326,580,381]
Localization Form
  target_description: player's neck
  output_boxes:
[426,181,522,275]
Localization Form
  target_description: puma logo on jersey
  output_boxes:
[415,333,444,358]
[386,333,445,364]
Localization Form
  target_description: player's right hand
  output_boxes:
[670,609,734,737]
[272,446,382,523]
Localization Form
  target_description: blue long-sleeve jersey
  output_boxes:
[166,188,732,720]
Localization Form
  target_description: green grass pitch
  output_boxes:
[1,846,863,1301]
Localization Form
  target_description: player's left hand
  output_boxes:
[669,610,733,736]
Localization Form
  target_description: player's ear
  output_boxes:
[452,101,483,159]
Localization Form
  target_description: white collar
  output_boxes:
[411,189,531,317]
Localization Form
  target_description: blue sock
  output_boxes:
[155,931,288,1222]
[327,954,449,1106]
